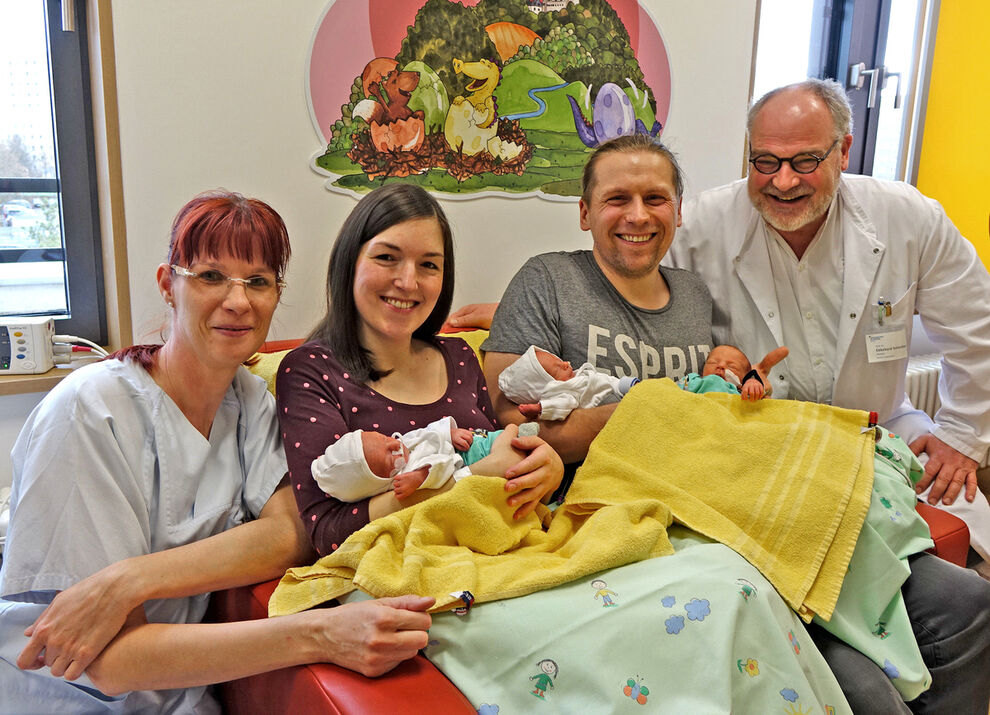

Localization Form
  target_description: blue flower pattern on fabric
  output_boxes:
[660,595,676,608]
[883,659,900,679]
[685,598,710,621]
[780,688,799,702]
[665,615,685,634]
[477,705,500,715]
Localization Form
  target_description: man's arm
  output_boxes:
[484,351,617,464]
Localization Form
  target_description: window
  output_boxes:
[0,0,106,344]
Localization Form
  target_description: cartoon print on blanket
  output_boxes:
[420,530,853,714]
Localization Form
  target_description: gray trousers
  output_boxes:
[807,552,990,714]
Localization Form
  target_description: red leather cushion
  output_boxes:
[210,581,473,715]
[915,501,970,567]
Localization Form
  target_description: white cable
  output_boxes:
[53,334,110,358]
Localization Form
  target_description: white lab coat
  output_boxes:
[666,175,990,463]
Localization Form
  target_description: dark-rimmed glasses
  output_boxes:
[748,141,838,175]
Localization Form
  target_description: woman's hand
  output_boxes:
[503,431,564,519]
[313,595,434,677]
[17,560,140,680]
[440,303,499,332]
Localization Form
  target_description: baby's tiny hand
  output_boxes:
[741,380,766,401]
[451,427,474,452]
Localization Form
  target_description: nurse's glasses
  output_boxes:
[170,265,285,295]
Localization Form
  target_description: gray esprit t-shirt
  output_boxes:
[483,250,713,380]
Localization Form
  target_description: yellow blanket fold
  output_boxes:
[563,379,874,621]
[269,475,674,616]
[270,379,873,623]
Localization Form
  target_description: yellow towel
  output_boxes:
[563,379,874,621]
[269,475,674,616]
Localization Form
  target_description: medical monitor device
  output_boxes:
[0,316,55,374]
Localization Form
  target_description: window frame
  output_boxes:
[0,0,107,344]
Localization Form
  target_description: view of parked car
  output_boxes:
[1,201,43,228]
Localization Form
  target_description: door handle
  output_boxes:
[848,62,884,108]
[884,70,903,109]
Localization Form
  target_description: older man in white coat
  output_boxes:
[666,78,990,713]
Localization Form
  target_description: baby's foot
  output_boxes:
[519,402,542,419]
[393,468,428,500]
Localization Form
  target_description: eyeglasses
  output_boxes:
[170,265,284,295]
[748,141,838,175]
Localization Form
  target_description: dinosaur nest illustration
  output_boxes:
[347,120,532,182]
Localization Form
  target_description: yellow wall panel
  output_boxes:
[916,0,990,268]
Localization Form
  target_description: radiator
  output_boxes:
[905,353,942,419]
[906,353,990,468]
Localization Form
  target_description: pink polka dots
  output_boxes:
[338,386,344,392]
[446,397,453,403]
[343,372,349,379]
[459,361,465,366]
[311,515,317,521]
[295,482,301,490]
[462,345,469,350]
[472,409,477,415]
[373,423,379,429]
[482,386,488,391]
[334,434,340,439]
[387,405,394,412]
[472,393,476,398]
[457,379,462,384]
[323,374,329,381]
[283,407,288,413]
[294,442,301,448]
[309,353,316,359]
[331,543,338,550]
[319,398,326,404]
[303,382,310,388]
[322,354,328,359]
[351,406,358,413]
[352,508,359,515]
[310,416,317,423]
[284,367,291,373]
[410,420,416,426]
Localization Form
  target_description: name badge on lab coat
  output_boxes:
[865,326,908,362]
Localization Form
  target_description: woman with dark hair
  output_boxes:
[0,191,434,713]
[277,183,563,556]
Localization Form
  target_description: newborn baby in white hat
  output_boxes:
[498,345,639,421]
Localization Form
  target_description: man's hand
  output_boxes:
[440,303,499,332]
[17,561,139,680]
[909,433,979,505]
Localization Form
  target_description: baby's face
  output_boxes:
[702,346,750,381]
[535,349,574,381]
[361,431,409,479]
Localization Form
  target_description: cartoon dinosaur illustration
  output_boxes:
[355,57,425,153]
[443,58,521,161]
[568,82,663,148]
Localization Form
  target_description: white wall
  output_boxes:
[0,0,756,490]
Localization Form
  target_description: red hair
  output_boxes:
[167,190,290,281]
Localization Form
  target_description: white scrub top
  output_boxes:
[0,358,287,714]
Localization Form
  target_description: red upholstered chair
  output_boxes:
[209,581,472,715]
[916,501,970,567]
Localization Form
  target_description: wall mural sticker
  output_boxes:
[307,0,671,200]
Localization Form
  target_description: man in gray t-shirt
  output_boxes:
[484,251,712,381]
[481,135,711,464]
